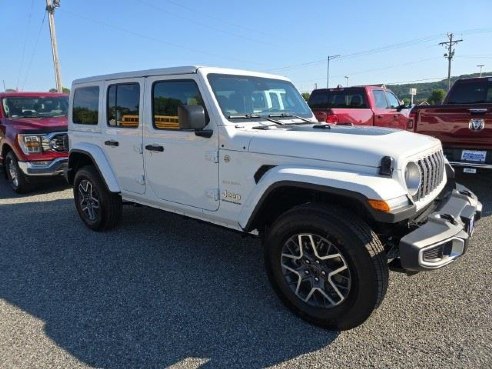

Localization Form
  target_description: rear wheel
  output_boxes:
[5,151,31,193]
[73,166,122,231]
[264,204,389,330]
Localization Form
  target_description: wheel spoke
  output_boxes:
[281,233,351,309]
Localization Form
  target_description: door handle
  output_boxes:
[377,115,383,119]
[145,144,164,152]
[104,140,119,147]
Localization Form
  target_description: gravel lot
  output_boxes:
[0,170,490,369]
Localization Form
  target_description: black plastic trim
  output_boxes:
[243,181,417,232]
[254,165,276,184]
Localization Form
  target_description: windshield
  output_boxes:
[207,74,312,120]
[2,96,68,118]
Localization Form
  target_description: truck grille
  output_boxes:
[413,150,445,202]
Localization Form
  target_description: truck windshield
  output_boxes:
[308,88,368,109]
[2,96,68,118]
[207,74,312,120]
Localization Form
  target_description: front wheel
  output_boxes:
[73,166,122,231]
[4,151,31,193]
[264,204,389,330]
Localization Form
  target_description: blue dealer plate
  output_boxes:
[461,150,487,163]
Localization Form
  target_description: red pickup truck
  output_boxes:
[0,92,69,193]
[308,85,409,129]
[408,77,492,174]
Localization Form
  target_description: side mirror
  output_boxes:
[178,104,206,130]
[396,104,407,112]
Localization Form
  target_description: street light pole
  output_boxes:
[477,64,484,77]
[326,54,340,88]
[344,76,349,87]
[46,0,63,93]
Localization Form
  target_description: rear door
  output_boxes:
[102,79,145,194]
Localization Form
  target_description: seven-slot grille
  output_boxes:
[412,149,445,202]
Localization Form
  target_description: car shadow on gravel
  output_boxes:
[0,167,70,199]
[0,199,337,368]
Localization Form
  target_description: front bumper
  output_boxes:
[18,157,68,176]
[399,183,482,271]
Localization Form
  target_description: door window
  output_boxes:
[372,90,388,109]
[152,80,206,130]
[385,91,400,109]
[107,83,140,128]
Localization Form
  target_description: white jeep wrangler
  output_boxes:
[66,66,481,330]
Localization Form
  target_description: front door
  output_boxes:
[102,79,145,194]
[143,76,219,211]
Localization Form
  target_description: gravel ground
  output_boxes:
[0,171,490,369]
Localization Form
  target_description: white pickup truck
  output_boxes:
[66,66,481,330]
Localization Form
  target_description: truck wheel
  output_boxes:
[263,204,389,330]
[73,166,122,231]
[4,151,31,193]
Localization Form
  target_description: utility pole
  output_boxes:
[439,33,462,91]
[46,0,63,93]
[326,55,340,88]
[477,64,484,77]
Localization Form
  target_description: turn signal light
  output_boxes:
[367,199,391,213]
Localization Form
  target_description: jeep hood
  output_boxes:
[4,116,67,132]
[246,125,441,168]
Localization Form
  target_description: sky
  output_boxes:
[2,0,492,93]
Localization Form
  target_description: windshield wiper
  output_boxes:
[268,113,313,124]
[228,114,261,119]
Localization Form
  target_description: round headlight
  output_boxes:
[405,161,421,196]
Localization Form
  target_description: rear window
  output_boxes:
[446,79,492,104]
[72,86,99,125]
[308,88,368,109]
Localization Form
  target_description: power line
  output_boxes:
[16,0,35,90]
[63,10,266,67]
[21,13,46,90]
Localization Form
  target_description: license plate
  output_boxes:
[463,168,477,174]
[461,150,487,163]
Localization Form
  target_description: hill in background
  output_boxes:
[387,72,491,103]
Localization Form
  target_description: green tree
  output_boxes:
[301,92,310,101]
[49,87,71,93]
[427,89,446,105]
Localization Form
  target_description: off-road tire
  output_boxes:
[263,203,389,330]
[73,165,122,231]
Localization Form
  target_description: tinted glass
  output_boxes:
[2,96,68,118]
[372,90,388,109]
[73,86,99,125]
[152,80,205,130]
[107,83,140,128]
[446,79,492,104]
[208,74,312,119]
[385,91,400,108]
[308,88,368,109]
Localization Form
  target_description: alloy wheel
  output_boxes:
[281,233,351,308]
